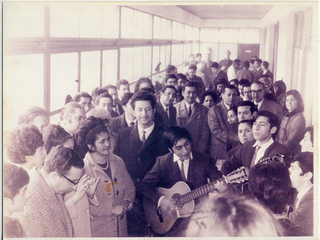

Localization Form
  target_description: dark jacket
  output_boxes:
[155,100,176,129]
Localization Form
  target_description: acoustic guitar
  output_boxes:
[143,167,248,234]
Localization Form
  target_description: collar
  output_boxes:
[286,110,299,117]
[173,152,193,162]
[125,113,135,127]
[253,136,274,149]
[138,121,155,135]
[160,98,169,111]
[60,123,74,137]
[223,100,231,110]
[184,101,195,110]
[254,98,264,109]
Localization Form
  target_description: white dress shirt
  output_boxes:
[252,137,274,165]
[138,122,154,142]
[173,152,193,181]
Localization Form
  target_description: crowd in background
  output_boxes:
[3,50,315,238]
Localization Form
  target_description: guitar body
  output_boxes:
[143,181,195,234]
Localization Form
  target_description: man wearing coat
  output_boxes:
[114,91,168,237]
[208,84,238,159]
[174,81,210,154]
[139,126,225,237]
[251,82,284,121]
[207,62,228,91]
[221,111,290,176]
[156,85,177,129]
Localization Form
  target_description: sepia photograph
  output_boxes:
[2,1,319,239]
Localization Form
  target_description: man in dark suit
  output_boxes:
[174,81,210,154]
[288,152,314,236]
[208,84,238,159]
[114,91,168,237]
[105,84,124,116]
[219,50,233,73]
[96,92,119,118]
[109,92,135,135]
[185,64,206,100]
[221,111,291,176]
[261,61,274,82]
[156,85,177,129]
[251,82,283,121]
[207,62,228,91]
[252,58,263,82]
[201,53,214,88]
[139,126,226,237]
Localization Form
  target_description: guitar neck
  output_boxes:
[179,179,222,205]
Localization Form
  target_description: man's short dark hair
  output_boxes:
[238,101,257,114]
[165,74,178,83]
[252,81,265,89]
[249,59,255,64]
[243,60,250,68]
[104,84,117,92]
[293,152,313,183]
[188,64,197,71]
[249,163,292,214]
[161,85,177,94]
[262,61,269,69]
[73,91,92,102]
[116,79,129,90]
[44,146,84,175]
[3,163,29,199]
[131,91,156,110]
[234,59,241,64]
[211,62,220,69]
[134,77,155,93]
[121,92,134,106]
[255,59,262,64]
[165,65,177,75]
[196,53,202,58]
[177,73,188,82]
[182,81,198,93]
[91,87,108,105]
[239,79,250,86]
[221,84,237,93]
[239,119,254,128]
[254,111,279,131]
[163,126,193,150]
[96,92,113,106]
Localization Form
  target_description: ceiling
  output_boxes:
[177,5,274,19]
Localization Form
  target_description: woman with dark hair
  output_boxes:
[43,124,74,154]
[276,90,306,154]
[200,90,217,109]
[300,126,314,152]
[78,116,135,237]
[273,80,287,112]
[6,124,45,171]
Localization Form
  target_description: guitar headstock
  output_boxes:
[224,166,248,184]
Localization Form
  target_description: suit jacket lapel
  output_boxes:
[189,102,201,122]
[130,125,142,156]
[137,125,158,154]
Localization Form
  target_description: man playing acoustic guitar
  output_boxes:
[138,126,229,237]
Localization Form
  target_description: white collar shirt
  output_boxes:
[252,137,274,165]
[254,98,264,110]
[173,152,193,181]
[125,114,135,127]
[138,122,154,142]
[184,101,195,112]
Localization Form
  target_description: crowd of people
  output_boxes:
[3,51,315,238]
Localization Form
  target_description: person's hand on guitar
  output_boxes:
[215,179,229,193]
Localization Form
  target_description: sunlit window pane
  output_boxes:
[193,27,199,41]
[121,7,133,38]
[80,4,103,38]
[160,46,166,71]
[219,28,239,43]
[133,10,144,39]
[154,16,161,39]
[166,19,172,40]
[166,45,171,66]
[3,54,44,131]
[172,44,183,66]
[132,47,143,81]
[143,46,151,77]
[218,44,238,61]
[178,23,184,41]
[185,25,193,41]
[102,50,118,86]
[3,2,44,38]
[238,28,260,44]
[153,46,160,73]
[102,5,119,38]
[51,53,78,111]
[50,3,80,37]
[143,13,152,39]
[120,48,133,82]
[172,21,178,40]
[193,42,199,54]
[160,18,167,39]
[81,51,101,93]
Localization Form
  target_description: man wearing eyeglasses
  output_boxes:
[251,82,283,121]
[156,85,177,129]
[21,146,86,237]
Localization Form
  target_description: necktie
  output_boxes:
[251,145,261,167]
[180,159,187,181]
[166,107,170,119]
[188,105,192,118]
[130,122,134,126]
[141,130,146,144]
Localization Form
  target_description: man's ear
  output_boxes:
[270,126,277,135]
[304,172,313,182]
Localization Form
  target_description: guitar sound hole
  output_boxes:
[171,193,183,209]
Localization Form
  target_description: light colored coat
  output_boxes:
[174,101,210,154]
[21,167,73,238]
[276,112,306,154]
[83,152,135,237]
